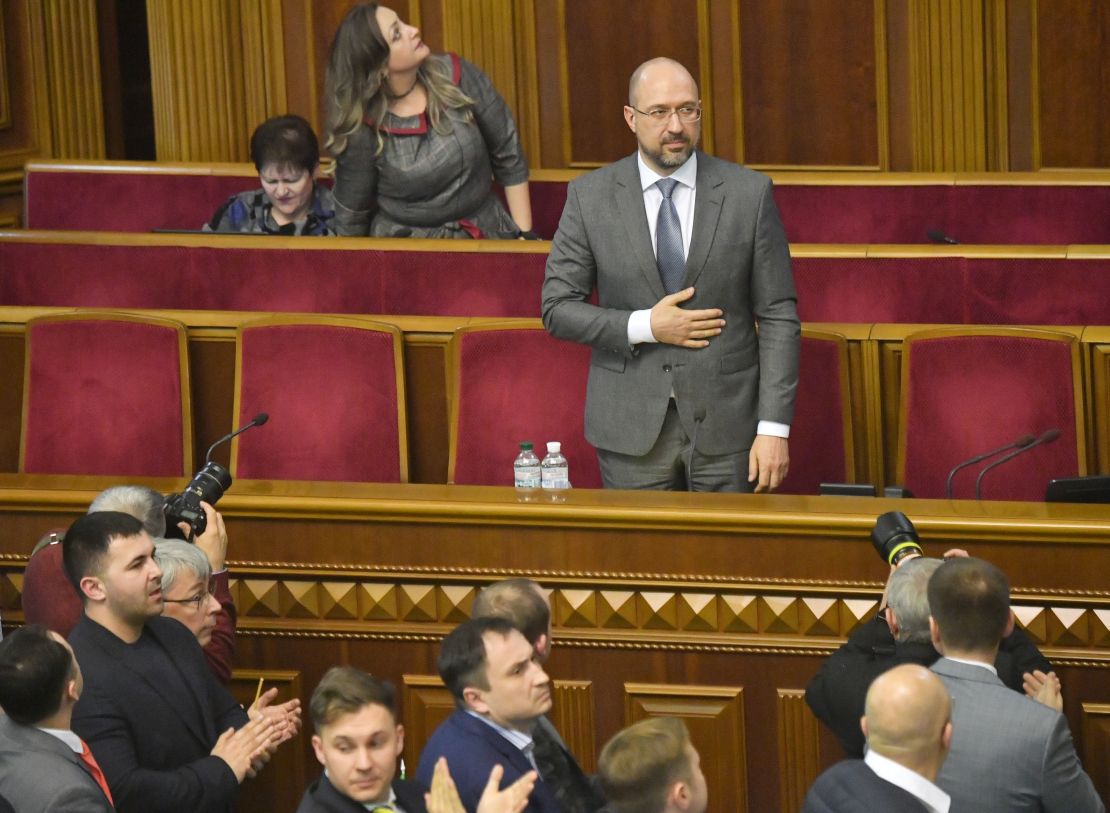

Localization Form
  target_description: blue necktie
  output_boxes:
[655,178,684,294]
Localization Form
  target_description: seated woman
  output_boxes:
[206,114,336,235]
[324,3,535,239]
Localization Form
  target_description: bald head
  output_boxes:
[863,664,951,778]
[628,58,698,107]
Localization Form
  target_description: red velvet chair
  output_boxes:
[896,327,1086,501]
[20,312,193,477]
[230,315,408,482]
[21,537,83,637]
[446,321,600,488]
[777,328,856,495]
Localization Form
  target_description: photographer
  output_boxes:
[805,513,1052,758]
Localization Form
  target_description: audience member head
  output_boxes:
[471,578,552,661]
[62,511,163,641]
[862,664,952,781]
[0,624,82,727]
[437,616,551,732]
[309,666,402,805]
[599,717,707,813]
[88,484,167,538]
[154,538,220,647]
[624,57,701,176]
[324,3,468,156]
[885,557,943,644]
[928,557,1012,658]
[248,114,321,225]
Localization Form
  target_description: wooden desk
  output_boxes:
[1,479,1107,812]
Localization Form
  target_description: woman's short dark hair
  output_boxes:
[249,114,321,173]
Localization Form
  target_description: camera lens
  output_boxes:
[871,511,925,565]
[186,462,232,506]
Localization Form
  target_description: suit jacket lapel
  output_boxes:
[683,152,724,291]
[614,154,667,301]
[149,621,217,743]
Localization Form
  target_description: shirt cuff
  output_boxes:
[757,420,790,439]
[627,309,657,345]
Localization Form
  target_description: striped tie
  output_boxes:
[654,178,684,294]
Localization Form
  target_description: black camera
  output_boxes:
[163,462,232,537]
[871,511,924,566]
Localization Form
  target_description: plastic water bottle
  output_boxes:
[514,441,541,489]
[541,441,571,489]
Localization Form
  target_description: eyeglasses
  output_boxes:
[629,104,702,124]
[164,589,212,612]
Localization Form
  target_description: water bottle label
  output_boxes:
[541,466,570,489]
[515,465,541,488]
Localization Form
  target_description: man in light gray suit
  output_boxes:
[0,624,114,812]
[542,57,800,493]
[928,557,1104,812]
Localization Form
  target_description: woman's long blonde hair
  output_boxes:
[324,3,473,157]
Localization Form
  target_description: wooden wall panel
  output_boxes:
[0,1,51,172]
[739,0,883,169]
[228,669,306,813]
[41,0,104,159]
[776,689,822,813]
[1034,1,1110,169]
[625,683,748,813]
[1081,703,1110,802]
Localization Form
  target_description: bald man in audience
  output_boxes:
[929,557,1103,813]
[598,717,707,813]
[804,664,952,812]
[472,579,605,813]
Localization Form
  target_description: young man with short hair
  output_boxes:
[598,717,707,813]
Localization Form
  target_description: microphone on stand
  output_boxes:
[974,428,1061,500]
[205,412,269,463]
[946,433,1036,498]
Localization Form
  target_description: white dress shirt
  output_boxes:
[865,749,951,813]
[626,150,789,439]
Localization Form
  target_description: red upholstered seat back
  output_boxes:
[778,332,852,495]
[899,330,1083,501]
[448,324,600,488]
[21,314,191,477]
[21,539,83,637]
[232,319,407,482]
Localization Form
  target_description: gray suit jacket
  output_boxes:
[541,151,799,456]
[0,715,114,812]
[931,657,1104,813]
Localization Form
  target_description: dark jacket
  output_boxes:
[295,774,427,813]
[803,760,930,812]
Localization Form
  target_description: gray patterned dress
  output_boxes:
[331,53,529,239]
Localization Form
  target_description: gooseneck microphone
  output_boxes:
[205,412,269,463]
[974,428,1061,500]
[946,433,1036,499]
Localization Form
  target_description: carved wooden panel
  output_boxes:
[0,1,51,167]
[227,669,306,813]
[547,679,598,772]
[624,683,748,813]
[739,0,884,169]
[1081,702,1110,802]
[0,6,10,129]
[41,0,104,159]
[776,689,822,813]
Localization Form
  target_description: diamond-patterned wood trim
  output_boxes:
[1080,703,1110,805]
[624,683,748,813]
[776,689,822,813]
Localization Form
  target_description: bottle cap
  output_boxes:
[547,441,561,453]
[519,441,533,450]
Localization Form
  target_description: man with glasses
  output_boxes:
[542,57,799,493]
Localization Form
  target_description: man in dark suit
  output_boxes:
[297,666,428,813]
[63,511,297,813]
[806,556,1052,757]
[598,717,707,813]
[472,579,605,813]
[416,617,547,812]
[0,624,114,812]
[927,557,1103,813]
[542,57,800,493]
[804,664,952,813]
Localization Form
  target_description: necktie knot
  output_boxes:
[656,178,678,199]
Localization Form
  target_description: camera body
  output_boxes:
[871,511,924,566]
[163,462,232,537]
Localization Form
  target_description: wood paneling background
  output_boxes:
[4,0,1110,225]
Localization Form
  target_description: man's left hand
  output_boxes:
[748,435,789,493]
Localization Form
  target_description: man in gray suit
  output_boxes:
[542,57,800,492]
[0,624,114,811]
[928,557,1104,812]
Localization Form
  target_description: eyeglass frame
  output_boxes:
[628,103,703,124]
[162,578,217,611]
